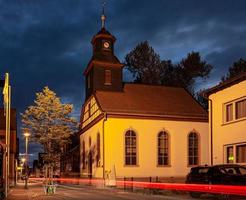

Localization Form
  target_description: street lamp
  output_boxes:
[23,132,30,189]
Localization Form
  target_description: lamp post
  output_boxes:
[23,132,30,189]
[20,158,26,179]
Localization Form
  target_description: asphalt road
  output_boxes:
[7,182,245,200]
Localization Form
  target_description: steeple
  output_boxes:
[101,2,106,29]
[83,2,124,99]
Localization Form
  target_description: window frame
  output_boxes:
[96,133,100,167]
[188,131,200,167]
[157,131,170,167]
[104,69,112,85]
[82,140,86,169]
[235,99,246,119]
[225,143,246,164]
[124,130,138,166]
[223,96,246,125]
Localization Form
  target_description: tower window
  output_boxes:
[104,70,112,85]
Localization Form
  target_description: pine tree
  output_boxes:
[221,58,246,81]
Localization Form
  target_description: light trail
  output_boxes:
[29,177,246,196]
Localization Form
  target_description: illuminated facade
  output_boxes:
[0,108,18,186]
[79,16,209,180]
[205,72,246,165]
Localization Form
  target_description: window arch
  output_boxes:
[188,132,199,166]
[158,131,169,166]
[96,133,100,166]
[125,130,137,165]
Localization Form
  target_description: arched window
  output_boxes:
[125,130,137,165]
[158,131,169,166]
[96,133,100,166]
[188,132,199,166]
[82,140,85,169]
[89,136,91,147]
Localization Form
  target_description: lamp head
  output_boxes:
[23,132,30,138]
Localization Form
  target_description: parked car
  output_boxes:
[186,164,246,198]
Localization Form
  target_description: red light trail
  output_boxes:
[29,177,246,196]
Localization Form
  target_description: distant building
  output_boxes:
[32,159,39,177]
[37,153,46,177]
[60,133,80,177]
[204,72,246,165]
[0,108,18,186]
[79,14,209,181]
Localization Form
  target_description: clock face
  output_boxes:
[103,41,110,49]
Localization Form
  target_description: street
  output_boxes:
[6,182,245,200]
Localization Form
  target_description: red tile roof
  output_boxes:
[94,83,207,121]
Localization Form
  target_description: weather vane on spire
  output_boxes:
[101,1,106,29]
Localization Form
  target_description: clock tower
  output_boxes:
[84,9,124,99]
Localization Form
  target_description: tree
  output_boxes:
[125,41,213,94]
[172,51,213,94]
[21,87,78,183]
[221,58,246,81]
[125,41,163,84]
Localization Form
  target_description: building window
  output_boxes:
[188,132,199,166]
[226,103,233,122]
[125,130,137,165]
[224,97,246,124]
[227,146,234,163]
[236,144,246,163]
[96,133,100,166]
[104,70,112,85]
[236,99,246,119]
[157,131,169,166]
[82,140,85,169]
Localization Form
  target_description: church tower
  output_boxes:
[84,6,124,99]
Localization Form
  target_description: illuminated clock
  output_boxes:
[103,41,110,49]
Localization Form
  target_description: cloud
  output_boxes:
[0,0,245,161]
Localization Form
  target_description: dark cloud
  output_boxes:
[0,0,245,160]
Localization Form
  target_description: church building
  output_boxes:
[79,12,209,182]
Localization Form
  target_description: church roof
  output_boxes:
[94,83,208,121]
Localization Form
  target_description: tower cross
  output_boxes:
[101,1,106,29]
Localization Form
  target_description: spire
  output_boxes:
[101,1,106,29]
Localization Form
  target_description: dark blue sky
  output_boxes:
[0,0,246,160]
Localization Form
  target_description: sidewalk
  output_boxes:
[6,182,52,200]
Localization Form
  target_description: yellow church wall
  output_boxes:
[103,117,209,178]
[80,119,104,178]
[209,80,246,165]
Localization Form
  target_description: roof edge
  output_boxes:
[203,72,246,98]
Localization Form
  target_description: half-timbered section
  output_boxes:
[81,96,102,129]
